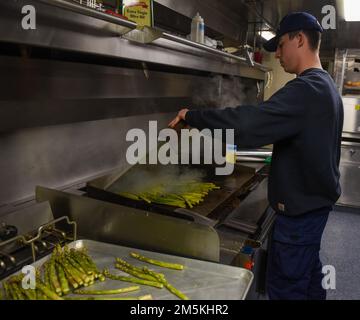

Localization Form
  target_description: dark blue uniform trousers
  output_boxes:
[266,207,331,300]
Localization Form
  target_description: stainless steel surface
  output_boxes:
[0,0,267,79]
[217,179,269,235]
[0,55,199,131]
[36,186,220,262]
[0,55,263,132]
[338,144,360,208]
[0,202,54,232]
[342,97,360,135]
[0,112,173,208]
[1,239,253,300]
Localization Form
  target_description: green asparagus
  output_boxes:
[36,279,63,300]
[142,267,189,300]
[74,286,139,295]
[118,181,220,208]
[115,264,159,282]
[56,263,70,295]
[130,252,184,271]
[49,255,62,295]
[103,269,163,289]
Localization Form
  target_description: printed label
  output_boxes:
[123,0,153,27]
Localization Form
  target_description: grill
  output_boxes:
[89,164,251,216]
[86,162,273,237]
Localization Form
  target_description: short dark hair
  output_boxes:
[288,29,322,51]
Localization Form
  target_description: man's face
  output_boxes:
[275,33,300,74]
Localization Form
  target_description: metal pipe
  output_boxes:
[236,156,267,163]
[236,151,272,158]
[340,49,348,96]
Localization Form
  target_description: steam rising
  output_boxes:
[108,166,206,195]
[192,75,246,109]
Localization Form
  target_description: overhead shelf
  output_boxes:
[0,0,269,80]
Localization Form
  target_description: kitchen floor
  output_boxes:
[321,206,360,300]
[253,206,360,300]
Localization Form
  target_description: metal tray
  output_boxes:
[1,239,254,300]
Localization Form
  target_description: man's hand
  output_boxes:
[168,108,189,129]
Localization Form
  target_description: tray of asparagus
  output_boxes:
[0,239,253,300]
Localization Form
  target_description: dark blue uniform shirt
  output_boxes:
[186,68,344,216]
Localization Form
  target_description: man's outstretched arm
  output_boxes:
[169,78,309,148]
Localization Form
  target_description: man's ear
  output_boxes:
[297,32,305,48]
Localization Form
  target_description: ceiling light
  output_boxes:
[344,0,360,21]
[258,31,275,41]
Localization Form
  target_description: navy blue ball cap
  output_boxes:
[263,12,324,52]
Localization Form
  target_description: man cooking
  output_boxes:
[169,12,344,300]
